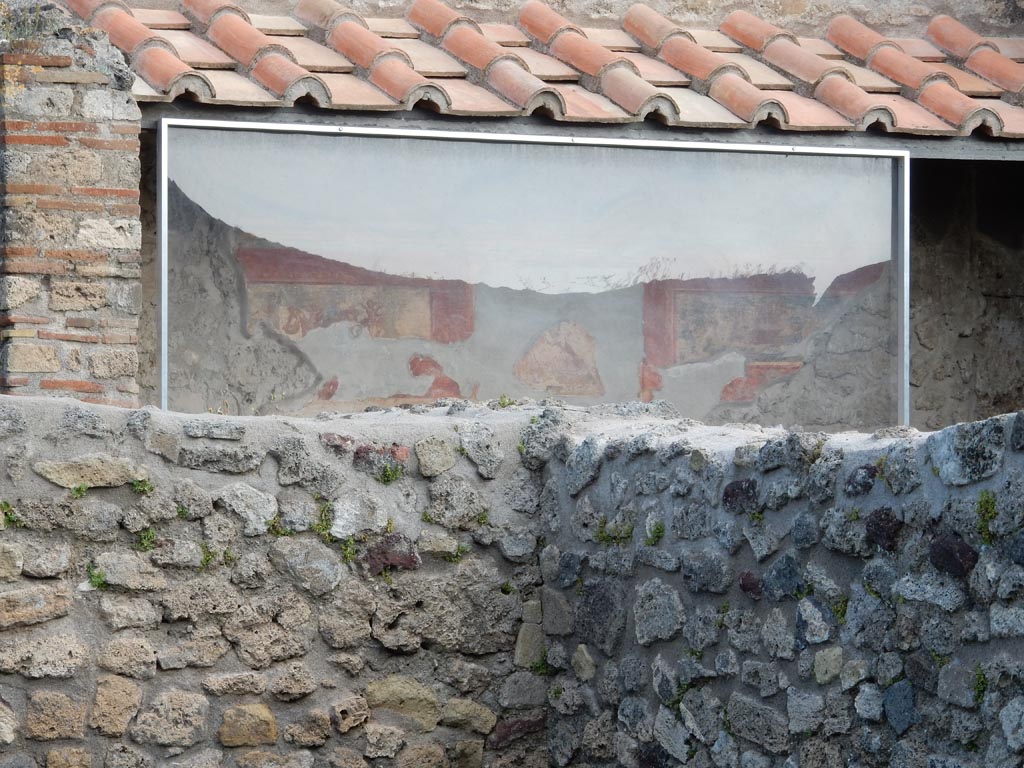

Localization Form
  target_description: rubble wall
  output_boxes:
[0,394,1023,767]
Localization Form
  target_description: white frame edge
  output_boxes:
[157,117,912,426]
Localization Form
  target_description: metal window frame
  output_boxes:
[158,116,911,425]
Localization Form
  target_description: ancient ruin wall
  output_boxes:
[0,394,1023,767]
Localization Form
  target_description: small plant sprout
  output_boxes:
[86,563,108,590]
[977,490,998,545]
[70,484,89,500]
[136,527,157,552]
[376,464,404,485]
[199,542,217,571]
[1,501,23,529]
[497,394,515,409]
[176,505,189,520]
[973,664,989,705]
[531,659,555,676]
[475,510,489,526]
[339,537,358,564]
[379,567,394,586]
[266,515,294,537]
[500,581,515,595]
[444,544,471,564]
[644,520,665,547]
[131,479,154,496]
[385,517,395,534]
[311,501,335,544]
[595,517,633,547]
[222,549,238,566]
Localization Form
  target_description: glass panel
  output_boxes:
[164,125,900,430]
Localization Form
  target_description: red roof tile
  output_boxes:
[58,0,1024,139]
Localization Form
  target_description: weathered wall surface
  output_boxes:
[0,394,1023,767]
[909,159,1024,432]
[0,27,143,407]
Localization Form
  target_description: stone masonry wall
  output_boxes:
[0,27,143,407]
[0,394,1023,768]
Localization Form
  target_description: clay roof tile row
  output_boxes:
[58,0,1024,137]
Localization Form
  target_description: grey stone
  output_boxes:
[100,596,161,630]
[840,659,869,691]
[855,684,884,724]
[576,578,626,655]
[129,690,209,747]
[760,608,795,660]
[415,437,456,478]
[711,731,739,768]
[791,512,820,549]
[94,551,167,591]
[991,603,1024,638]
[893,572,967,612]
[820,506,870,557]
[541,587,573,636]
[873,652,904,688]
[796,597,833,646]
[184,419,245,440]
[498,530,536,563]
[673,500,713,539]
[726,693,789,754]
[565,435,604,496]
[214,483,278,536]
[761,553,805,601]
[881,441,922,495]
[498,671,548,709]
[743,520,782,562]
[0,631,88,678]
[178,444,265,474]
[459,422,504,479]
[634,578,685,646]
[653,706,691,763]
[681,550,733,593]
[268,536,343,596]
[20,542,71,578]
[937,662,978,709]
[883,679,919,736]
[618,695,653,741]
[514,623,545,668]
[1000,696,1024,752]
[742,661,782,699]
[571,644,596,680]
[786,687,824,733]
[637,545,681,571]
[427,473,488,530]
[845,464,878,496]
[814,647,843,684]
[927,416,1006,486]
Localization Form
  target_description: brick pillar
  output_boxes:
[1,37,142,407]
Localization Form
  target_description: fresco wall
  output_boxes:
[162,128,899,431]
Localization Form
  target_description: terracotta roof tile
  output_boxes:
[267,34,354,71]
[56,0,1024,138]
[890,37,946,60]
[249,13,307,35]
[796,37,842,58]
[513,46,580,80]
[479,23,529,46]
[581,26,641,51]
[131,8,191,29]
[203,68,283,103]
[159,29,237,68]
[719,10,795,53]
[660,86,747,126]
[989,37,1024,61]
[427,76,520,114]
[620,51,690,86]
[719,51,795,89]
[685,28,741,52]
[933,59,1006,96]
[320,71,398,107]
[392,37,468,76]
[365,18,420,38]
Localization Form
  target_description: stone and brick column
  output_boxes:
[1,32,143,407]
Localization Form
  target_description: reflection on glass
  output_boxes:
[165,127,898,430]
